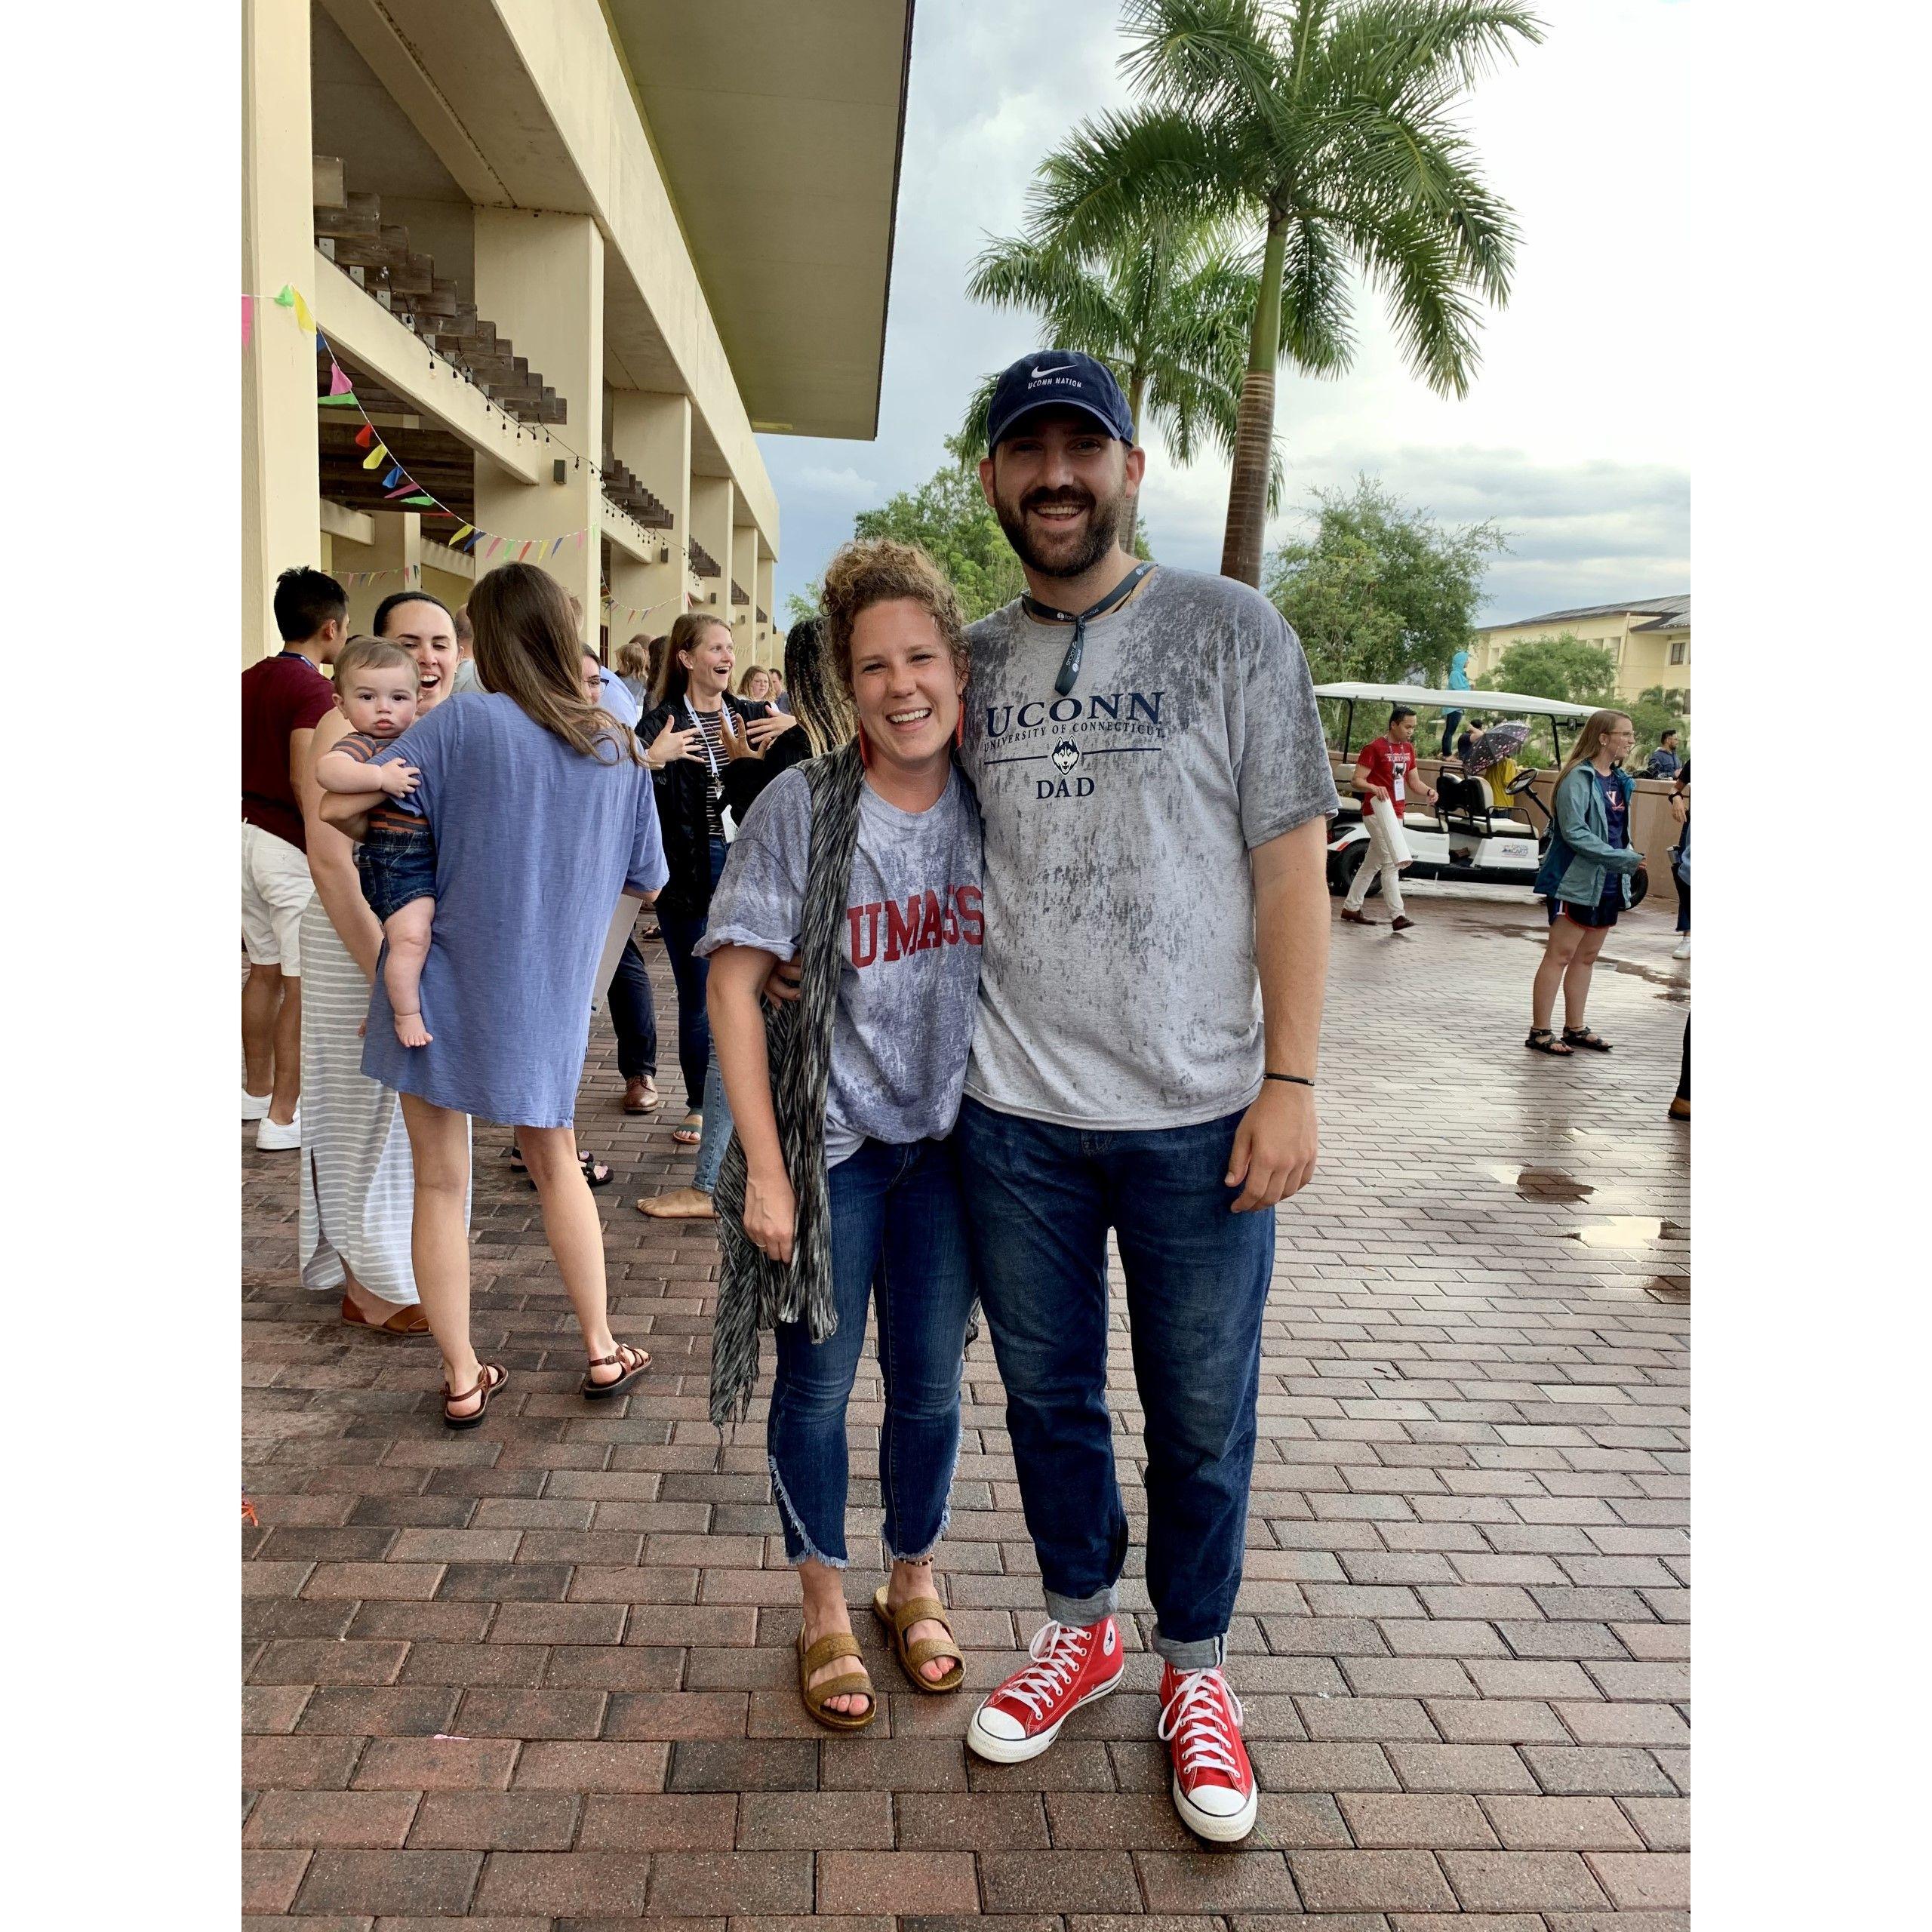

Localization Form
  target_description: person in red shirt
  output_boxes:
[1340,705,1438,932]
[242,568,346,1146]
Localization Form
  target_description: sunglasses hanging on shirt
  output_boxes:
[1022,562,1155,696]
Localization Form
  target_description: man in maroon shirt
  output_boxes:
[242,568,346,1147]
[1341,705,1438,932]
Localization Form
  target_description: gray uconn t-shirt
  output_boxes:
[959,567,1338,1131]
[699,764,983,1166]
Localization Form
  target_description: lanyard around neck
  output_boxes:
[685,698,724,780]
[1022,562,1155,696]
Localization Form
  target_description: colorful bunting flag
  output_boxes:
[328,362,352,395]
[361,443,389,471]
[242,295,254,349]
[354,423,375,449]
[273,285,295,309]
[292,291,315,334]
[451,524,474,546]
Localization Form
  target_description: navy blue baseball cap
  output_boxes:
[986,350,1135,453]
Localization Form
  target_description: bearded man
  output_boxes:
[952,352,1339,1844]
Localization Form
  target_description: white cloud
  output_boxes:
[794,465,881,503]
[761,0,1690,624]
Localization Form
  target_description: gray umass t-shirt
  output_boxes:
[959,566,1339,1131]
[698,763,984,1165]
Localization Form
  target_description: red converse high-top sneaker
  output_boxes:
[1158,1661,1258,1842]
[965,1615,1125,1764]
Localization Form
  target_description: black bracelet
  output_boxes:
[1264,1073,1314,1088]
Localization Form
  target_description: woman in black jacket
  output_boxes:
[635,614,762,1176]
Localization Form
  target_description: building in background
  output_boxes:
[1470,594,1691,705]
[243,0,913,662]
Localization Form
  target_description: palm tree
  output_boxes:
[1032,0,1543,586]
[958,216,1269,553]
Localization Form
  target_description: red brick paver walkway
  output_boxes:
[243,891,1689,1926]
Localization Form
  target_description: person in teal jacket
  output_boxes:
[1526,711,1642,1056]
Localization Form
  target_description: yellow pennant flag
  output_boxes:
[451,524,474,547]
[361,443,388,471]
[292,291,315,334]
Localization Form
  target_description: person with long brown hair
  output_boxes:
[1527,709,1645,1056]
[321,562,669,1426]
[704,539,981,1729]
[635,612,760,1210]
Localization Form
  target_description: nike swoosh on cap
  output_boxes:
[1030,365,1073,378]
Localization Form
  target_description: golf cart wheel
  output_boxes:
[1329,841,1380,899]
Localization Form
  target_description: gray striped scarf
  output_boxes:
[709,741,866,1426]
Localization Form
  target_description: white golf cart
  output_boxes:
[1314,681,1598,899]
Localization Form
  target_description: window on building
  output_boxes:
[1669,640,1687,665]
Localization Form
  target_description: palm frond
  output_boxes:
[966,234,1131,350]
[1027,106,1254,254]
[1118,0,1284,118]
[1319,0,1544,108]
[1336,193,1485,395]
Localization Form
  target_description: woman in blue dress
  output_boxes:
[324,563,669,1426]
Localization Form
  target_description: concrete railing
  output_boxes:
[1326,753,1684,909]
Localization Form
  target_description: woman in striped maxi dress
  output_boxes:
[297,591,466,1327]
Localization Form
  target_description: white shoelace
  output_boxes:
[1158,1669,1247,1781]
[998,1621,1094,1721]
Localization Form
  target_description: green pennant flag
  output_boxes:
[401,494,437,507]
[317,392,358,407]
[273,285,296,308]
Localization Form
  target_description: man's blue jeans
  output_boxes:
[767,1137,976,1567]
[955,1097,1275,1669]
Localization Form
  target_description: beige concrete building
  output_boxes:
[1469,595,1691,706]
[243,0,914,664]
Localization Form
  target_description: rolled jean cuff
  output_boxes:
[1044,1583,1118,1629]
[1151,1626,1226,1671]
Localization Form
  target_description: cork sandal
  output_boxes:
[797,1628,876,1731]
[870,1586,964,1694]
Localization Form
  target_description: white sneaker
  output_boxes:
[242,1089,272,1121]
[256,1109,302,1150]
[1672,936,1690,960]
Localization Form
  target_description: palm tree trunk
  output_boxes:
[1220,217,1287,586]
[1122,368,1149,555]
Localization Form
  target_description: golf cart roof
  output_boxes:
[1313,682,1598,721]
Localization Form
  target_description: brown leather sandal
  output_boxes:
[441,1361,507,1431]
[870,1585,964,1694]
[581,1342,651,1401]
[341,1294,429,1335]
[797,1628,876,1730]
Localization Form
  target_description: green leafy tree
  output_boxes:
[959,215,1275,551]
[1626,683,1689,761]
[783,584,821,628]
[850,460,1030,622]
[1030,0,1543,586]
[1478,631,1618,706]
[1266,476,1503,685]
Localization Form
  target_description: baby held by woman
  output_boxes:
[313,636,438,1048]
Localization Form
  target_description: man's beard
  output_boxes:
[993,486,1124,580]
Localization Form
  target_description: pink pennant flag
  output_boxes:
[328,361,352,395]
[486,537,504,559]
[574,530,586,549]
[241,294,254,349]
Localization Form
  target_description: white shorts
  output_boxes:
[242,822,316,975]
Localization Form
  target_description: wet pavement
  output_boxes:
[242,888,1690,1925]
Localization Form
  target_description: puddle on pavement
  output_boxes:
[1567,1216,1687,1249]
[1475,924,1690,998]
[1487,1164,1596,1202]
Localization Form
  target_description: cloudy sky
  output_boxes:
[757,0,1690,626]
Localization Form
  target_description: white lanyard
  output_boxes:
[684,699,737,841]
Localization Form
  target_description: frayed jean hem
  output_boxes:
[769,1454,848,1570]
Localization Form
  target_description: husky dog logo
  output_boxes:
[1051,739,1081,773]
